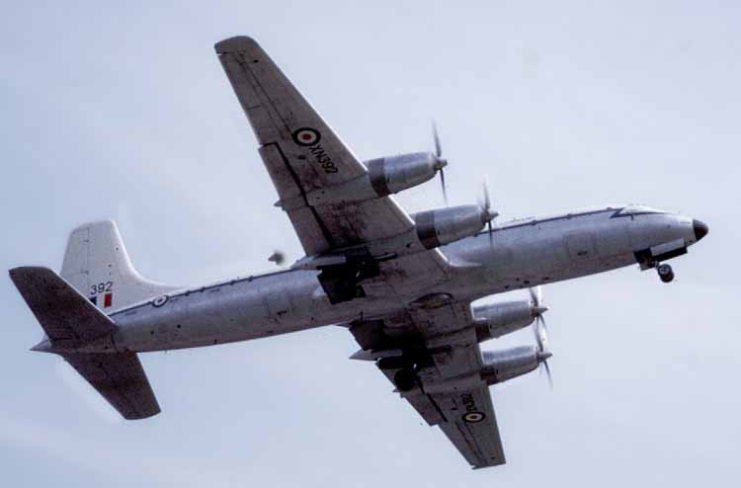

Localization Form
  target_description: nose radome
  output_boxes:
[693,219,709,241]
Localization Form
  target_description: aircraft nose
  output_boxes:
[693,219,709,241]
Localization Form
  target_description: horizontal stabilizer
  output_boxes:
[9,266,160,420]
[10,266,116,348]
[63,352,160,420]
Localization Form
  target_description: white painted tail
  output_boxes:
[60,220,179,312]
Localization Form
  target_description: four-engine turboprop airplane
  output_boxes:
[9,36,709,468]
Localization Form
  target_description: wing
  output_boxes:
[349,302,506,468]
[215,36,417,256]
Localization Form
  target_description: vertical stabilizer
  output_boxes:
[60,220,179,312]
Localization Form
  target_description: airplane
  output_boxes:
[9,36,709,469]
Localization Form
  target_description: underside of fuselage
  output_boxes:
[50,205,703,354]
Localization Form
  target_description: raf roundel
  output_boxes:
[293,127,321,146]
[462,412,486,423]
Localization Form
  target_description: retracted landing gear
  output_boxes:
[379,352,427,393]
[657,263,674,283]
[393,369,417,392]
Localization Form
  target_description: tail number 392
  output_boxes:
[90,281,113,296]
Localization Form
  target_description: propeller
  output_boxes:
[535,323,553,388]
[540,351,553,389]
[529,286,548,325]
[479,177,499,246]
[530,286,553,388]
[431,122,448,205]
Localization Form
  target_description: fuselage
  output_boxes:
[79,205,702,354]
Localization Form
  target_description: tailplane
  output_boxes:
[9,266,161,420]
[61,220,179,311]
[8,220,173,420]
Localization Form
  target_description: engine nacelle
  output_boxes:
[366,152,442,196]
[473,300,546,342]
[413,205,488,249]
[298,152,443,207]
[480,346,548,385]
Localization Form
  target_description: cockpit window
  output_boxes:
[614,205,665,216]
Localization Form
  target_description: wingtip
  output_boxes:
[122,406,162,421]
[214,35,259,54]
[9,266,52,282]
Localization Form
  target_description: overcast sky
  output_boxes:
[2,1,739,486]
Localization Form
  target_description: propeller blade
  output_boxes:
[432,121,442,157]
[542,359,553,389]
[530,286,553,389]
[479,178,499,247]
[440,168,448,205]
[483,177,491,213]
[431,122,448,205]
[533,316,549,352]
[529,286,543,307]
[479,177,499,222]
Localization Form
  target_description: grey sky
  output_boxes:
[1,1,739,486]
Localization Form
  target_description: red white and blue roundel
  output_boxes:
[462,411,486,423]
[293,127,321,146]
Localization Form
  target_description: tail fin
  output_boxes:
[60,220,178,312]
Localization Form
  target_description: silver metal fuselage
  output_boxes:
[85,207,698,354]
